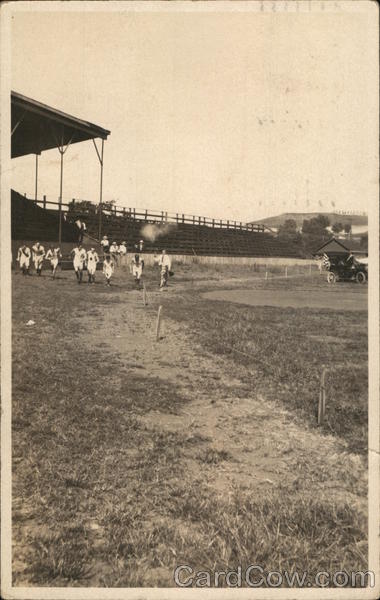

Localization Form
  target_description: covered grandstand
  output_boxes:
[11,91,303,262]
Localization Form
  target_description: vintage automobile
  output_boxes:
[326,254,368,284]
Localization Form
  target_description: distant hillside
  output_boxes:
[252,212,368,229]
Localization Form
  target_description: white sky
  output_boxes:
[10,3,378,221]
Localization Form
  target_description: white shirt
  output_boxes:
[86,250,99,264]
[72,247,87,263]
[46,248,61,260]
[119,244,127,255]
[101,239,109,248]
[32,244,45,257]
[110,244,118,253]
[158,254,171,270]
[17,246,31,260]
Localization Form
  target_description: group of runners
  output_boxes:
[15,240,173,290]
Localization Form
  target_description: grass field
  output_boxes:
[12,262,368,587]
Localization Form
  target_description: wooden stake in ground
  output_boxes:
[265,270,268,280]
[285,266,288,278]
[142,282,147,306]
[318,368,327,425]
[156,305,163,341]
[309,263,312,276]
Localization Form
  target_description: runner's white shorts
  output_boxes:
[87,263,97,275]
[132,264,142,278]
[20,256,30,268]
[73,260,84,271]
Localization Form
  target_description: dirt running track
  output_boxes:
[203,287,368,311]
[76,285,365,504]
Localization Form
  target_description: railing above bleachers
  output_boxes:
[26,194,268,233]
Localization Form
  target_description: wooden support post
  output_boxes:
[318,368,327,425]
[309,263,312,276]
[43,195,47,209]
[285,266,288,278]
[156,305,163,341]
[265,270,268,280]
[143,282,147,306]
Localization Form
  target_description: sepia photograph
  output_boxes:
[1,1,379,598]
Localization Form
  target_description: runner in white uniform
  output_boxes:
[71,245,87,283]
[32,242,45,276]
[103,254,114,286]
[158,249,172,290]
[131,246,144,287]
[45,246,62,279]
[86,248,99,284]
[17,245,31,275]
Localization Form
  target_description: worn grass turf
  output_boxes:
[12,267,367,586]
[164,276,368,455]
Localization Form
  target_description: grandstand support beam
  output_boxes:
[11,110,27,137]
[34,153,39,202]
[92,138,104,240]
[57,132,74,245]
[58,149,64,245]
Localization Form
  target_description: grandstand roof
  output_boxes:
[313,237,368,256]
[11,91,110,158]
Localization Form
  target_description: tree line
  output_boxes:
[277,215,367,255]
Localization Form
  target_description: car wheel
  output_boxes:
[356,271,367,284]
[327,272,337,284]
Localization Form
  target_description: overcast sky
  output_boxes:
[10,3,378,221]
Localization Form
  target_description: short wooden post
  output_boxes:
[143,282,147,306]
[156,305,163,341]
[43,195,47,209]
[318,368,327,425]
[265,270,268,280]
[309,263,312,276]
[285,266,288,278]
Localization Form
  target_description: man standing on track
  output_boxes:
[110,241,119,265]
[119,241,127,267]
[158,249,172,290]
[71,244,87,284]
[86,247,99,284]
[31,242,45,276]
[16,244,31,275]
[100,235,110,255]
[45,246,62,279]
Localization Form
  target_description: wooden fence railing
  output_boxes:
[27,195,267,234]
